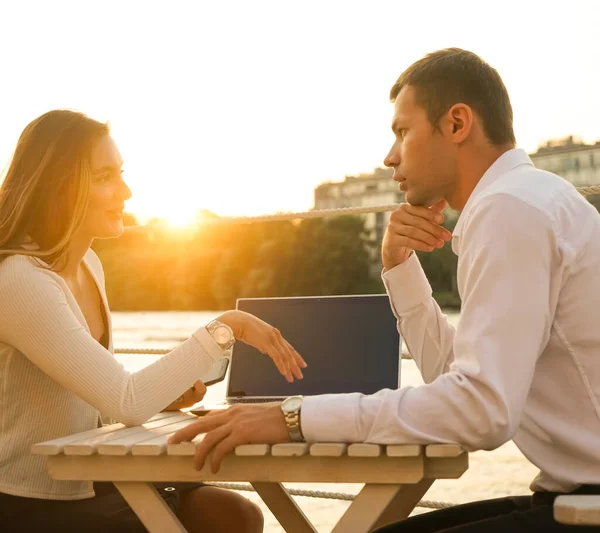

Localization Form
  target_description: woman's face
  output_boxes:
[82,135,132,239]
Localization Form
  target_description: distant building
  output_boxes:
[314,136,600,273]
[314,167,401,273]
[530,136,600,187]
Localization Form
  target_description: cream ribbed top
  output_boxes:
[0,249,224,500]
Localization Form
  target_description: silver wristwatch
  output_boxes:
[205,320,235,351]
[281,395,304,442]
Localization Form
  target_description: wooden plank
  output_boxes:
[98,414,197,455]
[252,482,317,533]
[387,445,423,457]
[310,443,347,457]
[167,435,205,456]
[65,413,194,456]
[554,495,600,525]
[31,412,180,456]
[332,481,432,533]
[271,443,309,457]
[370,480,434,530]
[114,482,187,533]
[132,418,204,456]
[425,444,464,457]
[47,454,425,484]
[235,444,270,456]
[424,453,468,479]
[348,443,382,457]
[32,423,125,455]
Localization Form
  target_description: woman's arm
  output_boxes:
[0,262,221,426]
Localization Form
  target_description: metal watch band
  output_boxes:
[284,410,304,442]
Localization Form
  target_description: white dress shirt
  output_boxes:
[301,149,600,493]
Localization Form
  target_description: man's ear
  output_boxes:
[447,103,473,143]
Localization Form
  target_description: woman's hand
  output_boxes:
[216,310,307,382]
[162,380,207,411]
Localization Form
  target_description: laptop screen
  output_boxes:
[227,294,401,398]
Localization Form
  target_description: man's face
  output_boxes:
[384,86,456,207]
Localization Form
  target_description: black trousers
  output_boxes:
[374,486,600,532]
[0,481,206,532]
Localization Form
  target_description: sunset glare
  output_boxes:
[0,0,598,227]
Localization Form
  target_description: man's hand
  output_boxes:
[382,200,452,271]
[168,404,289,472]
[162,380,207,412]
[216,310,307,383]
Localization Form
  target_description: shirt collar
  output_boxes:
[452,148,534,239]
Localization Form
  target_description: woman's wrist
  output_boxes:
[215,310,242,339]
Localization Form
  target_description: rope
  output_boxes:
[125,185,600,229]
[204,481,455,509]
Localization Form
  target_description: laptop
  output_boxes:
[193,294,401,411]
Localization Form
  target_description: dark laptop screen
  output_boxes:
[227,295,401,398]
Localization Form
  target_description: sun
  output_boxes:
[161,208,199,229]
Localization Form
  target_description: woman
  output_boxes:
[0,109,307,532]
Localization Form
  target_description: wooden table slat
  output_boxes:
[167,435,206,456]
[425,444,465,458]
[64,413,194,456]
[235,444,271,456]
[271,443,310,457]
[98,414,197,456]
[348,443,382,457]
[132,418,203,456]
[309,443,347,457]
[386,445,423,457]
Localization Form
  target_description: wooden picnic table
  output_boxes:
[33,411,468,533]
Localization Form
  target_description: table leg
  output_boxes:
[331,479,434,533]
[251,482,318,533]
[114,482,187,533]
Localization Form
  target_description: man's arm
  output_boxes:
[301,195,556,449]
[383,253,456,383]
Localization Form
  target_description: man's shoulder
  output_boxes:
[476,166,594,226]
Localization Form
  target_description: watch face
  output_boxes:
[214,326,232,344]
[283,396,302,412]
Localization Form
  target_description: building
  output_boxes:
[314,167,401,273]
[314,136,600,273]
[530,136,600,187]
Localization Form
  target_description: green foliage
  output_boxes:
[93,213,386,311]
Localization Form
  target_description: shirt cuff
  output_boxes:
[191,327,227,363]
[382,253,433,316]
[301,394,361,443]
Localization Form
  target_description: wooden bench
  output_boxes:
[33,411,468,533]
[554,495,600,526]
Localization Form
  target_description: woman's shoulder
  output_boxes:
[0,254,60,301]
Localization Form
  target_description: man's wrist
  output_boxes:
[382,250,414,272]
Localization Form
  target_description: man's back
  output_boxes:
[453,150,600,492]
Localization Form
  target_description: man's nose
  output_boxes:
[384,148,398,168]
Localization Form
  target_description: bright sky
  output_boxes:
[0,0,598,224]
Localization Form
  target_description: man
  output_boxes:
[170,48,600,531]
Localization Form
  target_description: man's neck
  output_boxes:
[450,144,514,211]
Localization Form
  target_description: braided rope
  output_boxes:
[204,481,454,509]
[125,185,600,229]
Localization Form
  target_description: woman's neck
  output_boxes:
[58,233,94,280]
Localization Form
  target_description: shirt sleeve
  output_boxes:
[0,263,225,426]
[301,195,555,449]
[382,253,456,383]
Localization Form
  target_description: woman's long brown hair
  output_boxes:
[0,110,109,268]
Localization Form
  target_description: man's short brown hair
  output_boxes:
[390,48,516,146]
